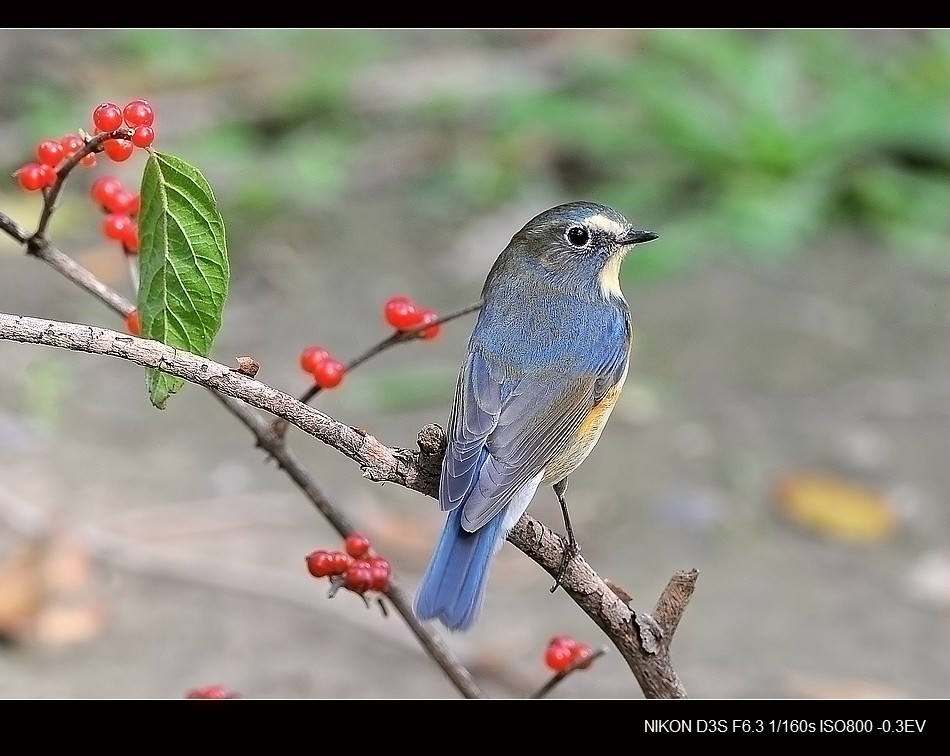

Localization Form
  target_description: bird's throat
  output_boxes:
[598,251,627,301]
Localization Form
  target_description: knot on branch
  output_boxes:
[234,355,260,377]
[417,423,446,471]
[410,423,446,499]
[25,233,48,256]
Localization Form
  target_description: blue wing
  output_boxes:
[414,300,630,629]
[443,311,630,533]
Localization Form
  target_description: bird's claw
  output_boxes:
[549,536,581,594]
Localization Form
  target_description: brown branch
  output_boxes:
[0,308,482,697]
[3,206,694,698]
[27,242,134,317]
[207,390,482,698]
[0,314,433,493]
[0,210,30,244]
[653,568,699,638]
[508,515,689,698]
[1,224,484,697]
[0,311,692,698]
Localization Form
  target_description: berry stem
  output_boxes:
[126,253,140,292]
[295,300,483,406]
[33,129,133,240]
[529,646,609,699]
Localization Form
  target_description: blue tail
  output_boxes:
[413,505,506,631]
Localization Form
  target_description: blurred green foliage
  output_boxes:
[416,30,950,276]
[7,29,949,277]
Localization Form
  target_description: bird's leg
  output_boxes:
[550,478,580,594]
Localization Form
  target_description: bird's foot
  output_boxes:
[549,536,581,594]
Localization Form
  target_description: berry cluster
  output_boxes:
[91,175,141,254]
[305,532,392,595]
[13,98,156,192]
[383,295,440,339]
[299,344,346,389]
[92,99,156,159]
[543,635,595,673]
[15,134,93,190]
[89,173,143,336]
[185,684,240,699]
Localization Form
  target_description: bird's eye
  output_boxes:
[566,225,590,247]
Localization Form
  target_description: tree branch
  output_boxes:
[208,390,483,698]
[0,311,691,698]
[5,193,694,698]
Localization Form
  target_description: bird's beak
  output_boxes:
[620,228,659,246]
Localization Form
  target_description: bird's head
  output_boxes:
[499,201,658,301]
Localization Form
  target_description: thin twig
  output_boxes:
[27,239,134,316]
[296,301,482,406]
[35,129,132,239]
[529,647,609,699]
[208,390,483,698]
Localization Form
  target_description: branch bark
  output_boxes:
[0,311,691,698]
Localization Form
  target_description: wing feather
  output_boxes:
[442,307,631,533]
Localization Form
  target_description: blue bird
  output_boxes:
[413,201,658,631]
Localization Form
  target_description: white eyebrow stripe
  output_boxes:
[586,213,626,236]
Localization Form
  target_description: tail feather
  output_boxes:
[413,506,505,631]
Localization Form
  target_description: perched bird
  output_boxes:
[413,201,658,631]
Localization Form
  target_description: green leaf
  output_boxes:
[137,152,229,408]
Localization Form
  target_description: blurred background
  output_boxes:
[0,29,946,699]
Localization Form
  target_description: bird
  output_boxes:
[413,201,658,631]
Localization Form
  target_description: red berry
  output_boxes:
[543,634,581,672]
[328,551,352,576]
[80,152,97,168]
[311,356,345,389]
[383,295,421,330]
[368,559,392,592]
[416,307,441,339]
[36,139,65,167]
[40,165,57,186]
[131,126,155,149]
[60,133,85,158]
[15,162,51,191]
[344,532,371,559]
[109,189,139,216]
[90,176,123,208]
[570,642,595,670]
[103,138,134,162]
[343,560,373,594]
[92,102,124,132]
[123,98,155,127]
[305,549,334,578]
[121,222,139,253]
[298,344,330,374]
[124,309,141,336]
[185,684,237,699]
[544,642,574,672]
[102,213,134,241]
